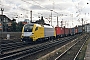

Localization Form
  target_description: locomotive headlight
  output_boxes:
[22,33,24,36]
[32,32,34,35]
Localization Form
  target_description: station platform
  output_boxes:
[84,38,90,60]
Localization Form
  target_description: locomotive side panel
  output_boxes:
[44,25,55,38]
[32,24,44,41]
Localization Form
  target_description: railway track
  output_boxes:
[1,40,31,53]
[54,34,88,60]
[0,35,77,60]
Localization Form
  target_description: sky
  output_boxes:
[0,0,90,28]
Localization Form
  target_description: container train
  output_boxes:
[21,23,82,42]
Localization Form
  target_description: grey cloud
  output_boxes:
[25,0,46,2]
[43,2,73,11]
[0,5,11,12]
[30,5,43,10]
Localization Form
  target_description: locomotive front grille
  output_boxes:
[22,36,33,42]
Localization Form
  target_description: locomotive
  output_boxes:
[21,23,56,42]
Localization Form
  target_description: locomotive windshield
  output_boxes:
[24,24,33,32]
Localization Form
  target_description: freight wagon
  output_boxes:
[55,27,64,38]
[85,24,90,33]
[69,28,75,35]
[65,28,70,36]
[75,27,78,34]
[77,26,82,33]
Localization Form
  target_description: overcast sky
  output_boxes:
[0,0,90,28]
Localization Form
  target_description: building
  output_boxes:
[0,15,12,32]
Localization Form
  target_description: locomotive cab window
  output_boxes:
[35,27,38,31]
[24,24,33,32]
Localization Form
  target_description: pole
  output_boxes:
[82,18,83,32]
[50,10,53,26]
[30,10,32,22]
[0,8,4,54]
[61,19,63,27]
[1,8,4,15]
[57,16,58,26]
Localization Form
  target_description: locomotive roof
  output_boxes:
[24,23,54,28]
[25,23,34,26]
[44,25,54,28]
[25,23,42,27]
[35,24,42,27]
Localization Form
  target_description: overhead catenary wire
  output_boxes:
[21,0,58,23]
[21,0,59,15]
[71,0,89,25]
[1,0,75,27]
[21,0,67,25]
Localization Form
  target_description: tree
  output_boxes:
[12,22,16,32]
[35,16,45,24]
[17,22,24,32]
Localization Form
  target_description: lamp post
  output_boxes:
[50,10,53,26]
[0,8,4,54]
[61,20,63,27]
[57,16,58,26]
[82,18,83,32]
[30,10,32,22]
[1,8,4,15]
[1,8,4,32]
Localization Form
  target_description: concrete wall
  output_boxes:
[0,32,22,39]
